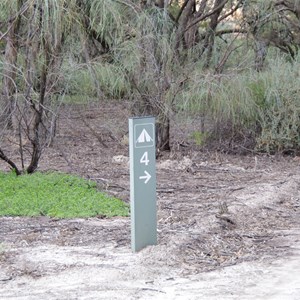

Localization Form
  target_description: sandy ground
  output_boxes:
[0,224,299,300]
[1,102,300,299]
[1,163,300,299]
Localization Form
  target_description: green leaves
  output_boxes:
[86,0,129,47]
[0,171,129,218]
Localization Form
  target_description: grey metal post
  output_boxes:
[129,117,157,252]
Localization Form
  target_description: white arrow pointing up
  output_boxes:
[139,170,151,184]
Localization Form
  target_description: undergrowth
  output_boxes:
[176,54,300,153]
[0,171,129,218]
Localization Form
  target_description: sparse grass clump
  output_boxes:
[0,171,129,218]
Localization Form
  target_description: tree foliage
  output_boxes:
[0,0,81,174]
[1,0,300,174]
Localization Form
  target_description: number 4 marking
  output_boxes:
[140,151,149,165]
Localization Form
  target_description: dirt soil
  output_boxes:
[0,101,300,299]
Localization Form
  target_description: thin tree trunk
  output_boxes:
[0,148,21,175]
[156,115,170,151]
[204,0,226,68]
[26,36,51,174]
[175,0,196,52]
[1,8,22,129]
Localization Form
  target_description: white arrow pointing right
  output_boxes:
[139,170,151,184]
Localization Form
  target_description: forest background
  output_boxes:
[1,0,300,174]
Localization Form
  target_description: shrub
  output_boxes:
[0,171,129,218]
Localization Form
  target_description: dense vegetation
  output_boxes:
[1,0,300,175]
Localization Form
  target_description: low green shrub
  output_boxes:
[0,171,129,218]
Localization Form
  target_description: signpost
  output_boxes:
[129,116,157,252]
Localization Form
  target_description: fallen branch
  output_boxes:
[0,148,21,175]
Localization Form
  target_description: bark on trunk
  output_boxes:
[1,13,21,128]
[203,0,226,68]
[156,115,170,152]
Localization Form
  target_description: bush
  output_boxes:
[175,54,300,153]
[254,56,300,153]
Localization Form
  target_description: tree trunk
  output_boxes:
[203,0,226,68]
[26,46,50,174]
[156,115,170,152]
[175,0,196,52]
[1,10,21,129]
[0,148,21,175]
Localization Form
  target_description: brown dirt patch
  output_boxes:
[1,101,300,299]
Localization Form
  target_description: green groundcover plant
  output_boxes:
[0,171,129,218]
